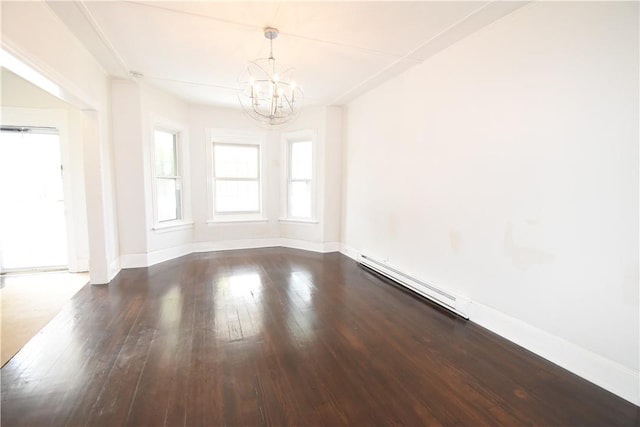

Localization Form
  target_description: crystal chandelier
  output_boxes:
[237,27,303,126]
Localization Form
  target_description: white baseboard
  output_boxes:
[107,257,120,280]
[120,238,341,270]
[116,240,640,405]
[342,243,639,406]
[88,257,120,285]
[470,301,639,406]
[75,258,89,272]
[280,239,340,253]
[147,244,193,267]
[191,238,281,253]
[67,257,89,273]
[120,244,193,269]
[323,241,341,253]
[119,253,149,269]
[339,243,360,261]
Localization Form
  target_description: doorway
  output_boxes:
[0,126,68,272]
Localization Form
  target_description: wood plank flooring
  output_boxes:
[1,248,638,426]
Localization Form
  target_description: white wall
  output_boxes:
[112,81,194,267]
[188,104,341,252]
[1,2,119,284]
[114,94,342,265]
[189,105,280,246]
[111,81,147,256]
[278,106,342,249]
[342,2,639,404]
[323,106,343,244]
[141,84,193,254]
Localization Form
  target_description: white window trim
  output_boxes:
[278,218,319,224]
[281,129,317,222]
[149,115,192,232]
[206,128,267,223]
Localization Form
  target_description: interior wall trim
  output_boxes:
[119,238,341,270]
[470,300,639,406]
[339,243,639,407]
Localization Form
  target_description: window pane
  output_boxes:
[289,181,311,218]
[157,178,181,222]
[215,180,259,213]
[214,144,258,178]
[290,141,312,180]
[155,130,177,176]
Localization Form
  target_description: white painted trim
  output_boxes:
[116,238,640,405]
[192,238,339,255]
[72,258,89,273]
[104,258,122,284]
[147,244,192,267]
[323,242,341,253]
[3,31,118,294]
[339,243,361,261]
[279,239,339,253]
[148,115,191,229]
[191,238,281,253]
[207,218,269,225]
[470,302,640,406]
[341,242,639,406]
[1,107,76,270]
[1,41,100,110]
[152,221,194,233]
[73,1,132,78]
[206,128,266,223]
[119,238,341,270]
[119,253,148,269]
[278,218,319,224]
[281,129,318,222]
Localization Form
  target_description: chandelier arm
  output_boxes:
[282,95,294,112]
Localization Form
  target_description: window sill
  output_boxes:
[278,218,318,224]
[152,221,194,233]
[207,218,269,225]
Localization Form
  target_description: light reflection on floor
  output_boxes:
[214,272,264,342]
[159,286,183,351]
[286,271,317,343]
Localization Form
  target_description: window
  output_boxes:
[153,129,182,223]
[281,130,316,222]
[212,143,261,215]
[287,140,313,219]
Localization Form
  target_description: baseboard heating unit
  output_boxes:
[358,254,470,319]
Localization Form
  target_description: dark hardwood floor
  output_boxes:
[1,248,638,426]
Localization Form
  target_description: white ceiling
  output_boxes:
[48,1,526,108]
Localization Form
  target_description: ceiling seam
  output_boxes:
[123,0,416,61]
[75,0,132,79]
[146,76,236,91]
[329,0,499,105]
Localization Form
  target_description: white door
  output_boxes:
[0,127,68,271]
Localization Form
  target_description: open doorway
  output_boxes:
[0,126,68,272]
[0,67,91,366]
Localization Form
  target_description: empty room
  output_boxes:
[1,1,638,426]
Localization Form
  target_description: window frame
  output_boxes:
[149,116,191,231]
[206,129,266,223]
[281,130,317,223]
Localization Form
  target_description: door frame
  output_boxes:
[1,106,88,273]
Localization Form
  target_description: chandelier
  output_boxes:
[237,27,303,126]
